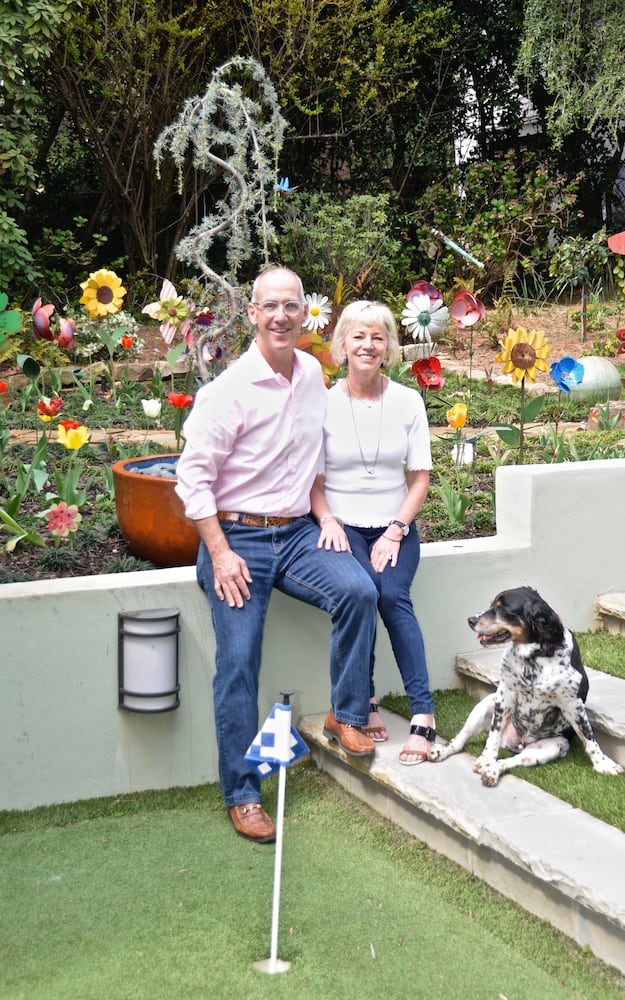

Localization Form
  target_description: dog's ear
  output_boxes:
[524,592,564,652]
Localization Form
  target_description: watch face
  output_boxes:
[391,520,409,536]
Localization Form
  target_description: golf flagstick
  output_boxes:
[244,691,309,975]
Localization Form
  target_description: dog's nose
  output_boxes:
[468,614,479,628]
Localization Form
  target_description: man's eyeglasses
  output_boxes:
[251,300,304,316]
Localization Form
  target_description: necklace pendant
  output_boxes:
[367,468,375,476]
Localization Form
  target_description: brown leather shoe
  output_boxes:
[228,803,276,843]
[323,710,375,757]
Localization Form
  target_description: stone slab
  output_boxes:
[455,648,625,756]
[298,707,625,976]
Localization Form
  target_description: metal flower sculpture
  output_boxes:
[550,355,584,393]
[411,356,445,390]
[153,57,287,383]
[401,282,449,343]
[495,327,553,463]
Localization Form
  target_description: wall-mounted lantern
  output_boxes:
[118,609,180,713]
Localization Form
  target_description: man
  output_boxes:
[176,266,378,843]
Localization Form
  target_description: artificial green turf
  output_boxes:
[577,631,625,680]
[1,765,624,999]
[381,689,625,833]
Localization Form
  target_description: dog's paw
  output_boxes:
[480,766,501,787]
[592,754,623,776]
[428,743,453,762]
[475,756,500,785]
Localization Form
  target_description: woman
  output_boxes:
[311,300,435,764]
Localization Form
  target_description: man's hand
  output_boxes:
[194,515,253,608]
[317,520,351,553]
[212,547,253,608]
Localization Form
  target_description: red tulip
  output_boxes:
[37,397,63,421]
[121,334,134,349]
[167,392,194,409]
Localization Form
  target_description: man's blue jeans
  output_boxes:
[344,522,434,718]
[196,517,378,807]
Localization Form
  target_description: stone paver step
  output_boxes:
[454,646,625,766]
[298,707,625,978]
[594,591,625,634]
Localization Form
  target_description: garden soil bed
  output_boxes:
[2,305,619,582]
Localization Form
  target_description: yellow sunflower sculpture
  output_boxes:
[80,268,127,319]
[495,326,552,383]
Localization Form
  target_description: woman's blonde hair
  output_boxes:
[330,300,401,367]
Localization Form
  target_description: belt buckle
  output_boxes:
[262,515,271,527]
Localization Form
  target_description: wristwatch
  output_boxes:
[389,519,409,536]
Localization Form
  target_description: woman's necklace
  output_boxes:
[346,375,384,476]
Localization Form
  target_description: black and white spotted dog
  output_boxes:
[429,586,623,786]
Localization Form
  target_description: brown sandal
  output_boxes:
[399,720,436,765]
[362,702,389,742]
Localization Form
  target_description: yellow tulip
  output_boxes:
[58,424,90,450]
[447,403,467,429]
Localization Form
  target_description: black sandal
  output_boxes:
[399,721,436,765]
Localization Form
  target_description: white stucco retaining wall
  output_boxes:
[2,459,624,810]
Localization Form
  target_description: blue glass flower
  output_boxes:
[550,356,584,393]
[274,176,291,194]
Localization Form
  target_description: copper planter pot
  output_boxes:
[112,454,199,567]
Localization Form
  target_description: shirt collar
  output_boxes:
[247,338,304,385]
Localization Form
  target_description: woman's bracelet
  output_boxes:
[382,533,401,541]
[320,514,344,528]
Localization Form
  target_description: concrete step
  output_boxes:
[455,647,625,767]
[594,591,625,635]
[298,708,625,978]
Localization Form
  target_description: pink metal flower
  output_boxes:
[143,279,192,346]
[32,297,56,341]
[57,317,76,351]
[449,290,486,328]
[406,281,443,306]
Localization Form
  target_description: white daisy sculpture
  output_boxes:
[401,292,449,343]
[303,292,332,331]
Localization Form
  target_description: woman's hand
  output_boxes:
[370,534,400,572]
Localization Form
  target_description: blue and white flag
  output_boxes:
[245,703,310,778]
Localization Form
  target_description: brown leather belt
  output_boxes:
[217,511,298,528]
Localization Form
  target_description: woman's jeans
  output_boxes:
[344,522,434,719]
[197,517,378,807]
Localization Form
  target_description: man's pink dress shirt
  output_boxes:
[175,341,327,521]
